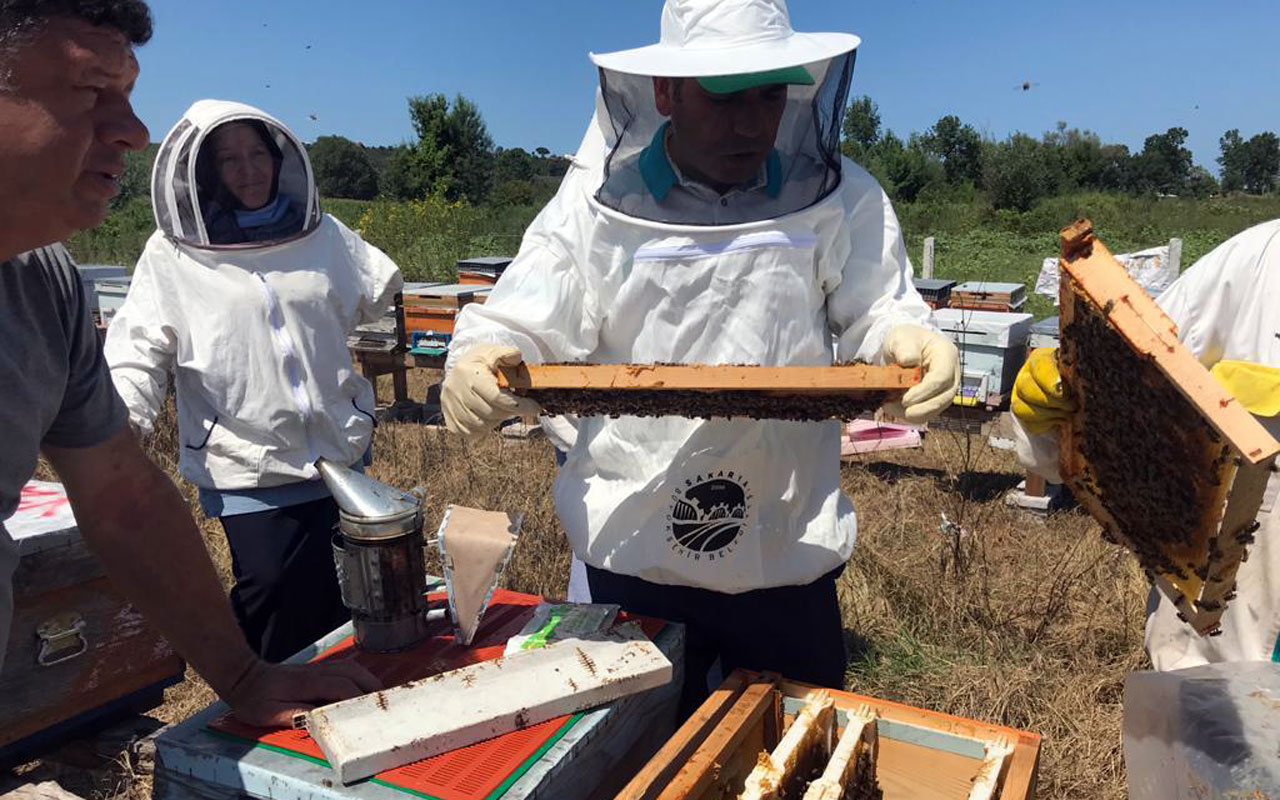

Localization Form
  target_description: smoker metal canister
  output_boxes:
[317,459,431,652]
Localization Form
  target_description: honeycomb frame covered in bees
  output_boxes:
[1056,219,1280,636]
[496,363,921,422]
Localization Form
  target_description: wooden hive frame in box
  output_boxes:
[1057,219,1280,636]
[497,363,921,422]
[614,670,1040,800]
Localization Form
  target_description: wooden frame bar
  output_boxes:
[498,364,921,394]
[740,691,835,799]
[1058,220,1279,465]
[1056,219,1280,635]
[802,704,878,800]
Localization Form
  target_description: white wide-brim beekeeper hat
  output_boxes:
[589,0,860,78]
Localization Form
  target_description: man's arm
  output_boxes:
[43,428,378,726]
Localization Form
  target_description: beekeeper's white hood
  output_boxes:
[151,99,321,247]
[590,0,860,224]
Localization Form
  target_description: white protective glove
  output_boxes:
[441,345,542,438]
[882,324,962,423]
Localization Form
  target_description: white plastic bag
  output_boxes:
[1124,661,1280,799]
[502,601,620,656]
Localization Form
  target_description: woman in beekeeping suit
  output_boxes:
[443,0,960,710]
[105,100,403,662]
[1012,219,1280,670]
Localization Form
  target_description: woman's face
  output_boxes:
[211,123,274,210]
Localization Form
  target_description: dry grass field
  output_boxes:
[8,369,1149,800]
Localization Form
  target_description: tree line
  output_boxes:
[841,96,1280,211]
[112,92,1279,214]
[308,94,569,206]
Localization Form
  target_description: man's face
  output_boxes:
[0,17,147,257]
[655,77,787,193]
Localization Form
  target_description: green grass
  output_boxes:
[901,192,1280,319]
[64,192,1280,313]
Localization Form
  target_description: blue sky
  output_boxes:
[133,1,1278,174]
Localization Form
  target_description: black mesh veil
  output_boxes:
[594,51,855,225]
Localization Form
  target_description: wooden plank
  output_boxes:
[614,671,748,800]
[999,738,1041,800]
[657,676,779,800]
[1058,220,1279,464]
[305,624,673,784]
[877,737,980,798]
[498,364,921,394]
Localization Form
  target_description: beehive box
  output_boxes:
[74,264,127,313]
[931,309,1034,408]
[1027,316,1060,350]
[497,363,921,422]
[456,256,513,285]
[1,481,185,764]
[911,278,956,310]
[402,284,491,337]
[1056,219,1280,635]
[615,670,1040,800]
[949,281,1027,312]
[94,277,132,327]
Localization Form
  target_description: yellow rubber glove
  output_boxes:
[441,345,542,439]
[1210,360,1280,417]
[1011,348,1076,434]
[882,324,962,423]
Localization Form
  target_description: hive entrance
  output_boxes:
[1056,219,1280,635]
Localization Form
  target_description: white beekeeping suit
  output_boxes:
[449,0,939,594]
[1015,219,1280,669]
[105,100,402,492]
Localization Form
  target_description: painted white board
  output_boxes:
[306,623,672,784]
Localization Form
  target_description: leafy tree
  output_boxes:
[494,147,537,184]
[309,135,379,199]
[112,143,157,209]
[443,95,496,203]
[1218,129,1246,192]
[1132,127,1193,195]
[840,95,881,162]
[1185,166,1219,199]
[1042,124,1110,191]
[384,94,495,203]
[1219,129,1280,194]
[1242,132,1280,194]
[920,115,982,185]
[982,133,1056,211]
[865,131,944,202]
[1095,143,1134,192]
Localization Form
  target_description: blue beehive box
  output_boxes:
[932,308,1034,408]
[1028,316,1061,350]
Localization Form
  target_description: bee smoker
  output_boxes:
[316,458,431,652]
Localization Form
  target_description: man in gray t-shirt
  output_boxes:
[0,244,129,669]
[0,2,377,729]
